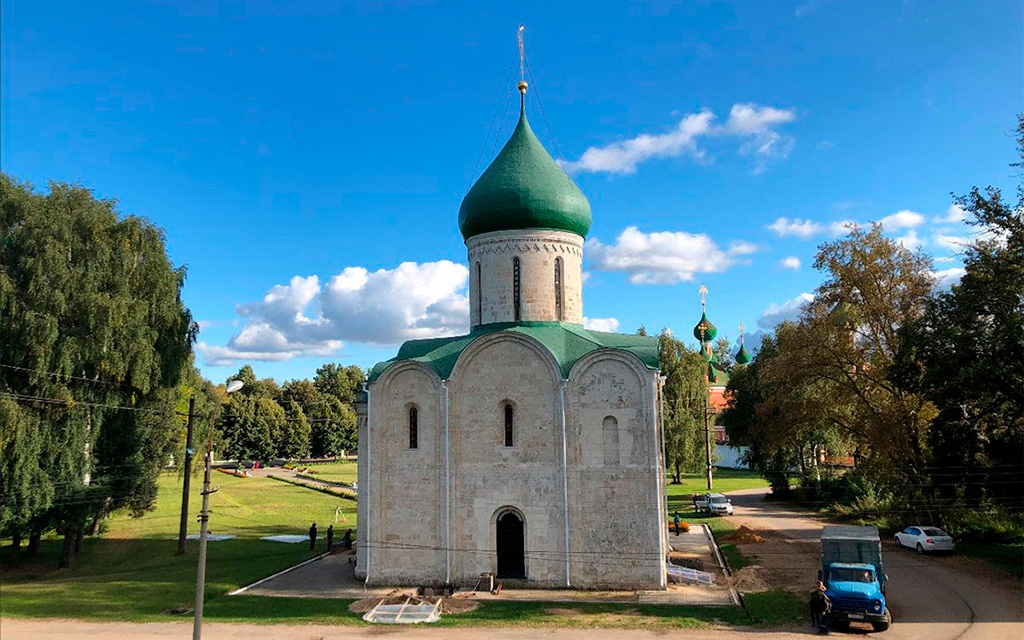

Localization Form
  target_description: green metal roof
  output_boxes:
[734,343,751,365]
[369,322,659,382]
[458,98,592,241]
[693,312,718,343]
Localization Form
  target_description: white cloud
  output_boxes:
[879,209,926,229]
[583,317,620,332]
[933,204,967,224]
[895,229,922,250]
[779,256,801,270]
[767,217,823,239]
[199,261,469,366]
[563,103,795,175]
[586,226,757,284]
[933,267,966,289]
[758,293,814,330]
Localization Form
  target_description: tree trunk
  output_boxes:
[26,529,41,557]
[9,530,21,565]
[74,525,85,555]
[58,527,76,568]
[672,459,682,484]
[87,512,101,536]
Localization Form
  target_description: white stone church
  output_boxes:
[355,81,668,589]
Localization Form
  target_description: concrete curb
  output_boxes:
[229,551,330,596]
[703,523,743,607]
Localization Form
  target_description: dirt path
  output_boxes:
[725,487,1024,640]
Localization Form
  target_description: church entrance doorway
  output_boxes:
[496,510,525,579]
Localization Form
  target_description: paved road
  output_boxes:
[727,487,1024,640]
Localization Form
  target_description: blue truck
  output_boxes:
[819,525,891,632]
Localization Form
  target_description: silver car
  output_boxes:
[894,526,955,554]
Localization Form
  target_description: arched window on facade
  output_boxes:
[512,257,521,321]
[504,403,515,447]
[408,406,418,449]
[602,415,619,465]
[554,257,563,321]
[475,261,482,325]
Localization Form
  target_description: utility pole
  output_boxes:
[177,395,196,555]
[192,437,217,640]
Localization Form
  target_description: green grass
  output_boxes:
[0,466,787,629]
[304,460,358,485]
[956,541,1024,579]
[202,592,803,628]
[720,543,754,571]
[0,471,354,622]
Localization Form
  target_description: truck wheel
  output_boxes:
[872,608,892,632]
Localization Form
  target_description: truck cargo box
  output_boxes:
[821,525,885,588]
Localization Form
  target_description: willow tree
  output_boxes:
[0,175,195,566]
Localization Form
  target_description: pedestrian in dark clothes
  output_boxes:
[673,511,682,535]
[809,580,832,635]
[308,522,317,550]
[327,524,334,552]
[343,528,353,550]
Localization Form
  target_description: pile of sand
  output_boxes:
[348,593,478,615]
[720,525,766,544]
[725,566,769,593]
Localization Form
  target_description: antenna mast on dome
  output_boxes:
[517,24,528,96]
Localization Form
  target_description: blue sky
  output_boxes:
[3,0,1020,383]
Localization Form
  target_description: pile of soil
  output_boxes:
[725,566,769,593]
[348,593,478,615]
[719,525,766,544]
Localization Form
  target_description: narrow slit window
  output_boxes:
[409,407,418,449]
[513,257,521,321]
[554,257,563,321]
[475,261,482,325]
[504,404,514,447]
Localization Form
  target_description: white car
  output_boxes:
[694,492,734,516]
[894,525,955,554]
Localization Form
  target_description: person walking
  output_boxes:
[327,524,334,552]
[809,580,832,635]
[308,522,317,551]
[673,511,682,535]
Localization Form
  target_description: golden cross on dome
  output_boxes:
[698,284,708,311]
[517,25,528,95]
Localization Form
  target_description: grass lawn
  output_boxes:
[0,471,354,621]
[304,460,358,485]
[956,541,1024,579]
[0,465,792,629]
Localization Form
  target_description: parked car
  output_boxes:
[894,526,955,554]
[693,492,734,516]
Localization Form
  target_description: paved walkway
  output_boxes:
[239,525,737,606]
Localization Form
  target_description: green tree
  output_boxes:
[0,175,195,566]
[313,363,365,405]
[713,336,734,370]
[901,115,1024,509]
[282,379,356,457]
[658,330,709,483]
[279,400,311,459]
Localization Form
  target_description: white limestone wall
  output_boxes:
[467,229,584,326]
[566,351,666,589]
[447,333,567,585]
[363,363,445,585]
[360,332,666,589]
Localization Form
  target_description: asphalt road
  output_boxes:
[726,487,1024,640]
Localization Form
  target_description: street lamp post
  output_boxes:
[193,378,244,640]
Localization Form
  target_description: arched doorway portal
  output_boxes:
[496,509,525,579]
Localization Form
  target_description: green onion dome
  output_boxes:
[459,91,592,241]
[693,312,717,343]
[735,343,751,365]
